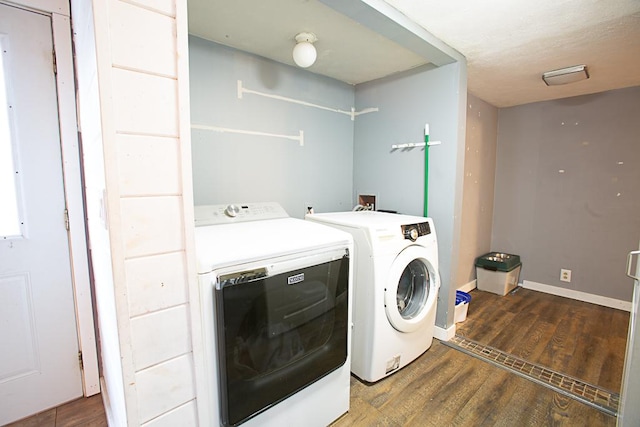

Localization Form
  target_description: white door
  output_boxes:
[0,4,83,424]
[618,247,640,426]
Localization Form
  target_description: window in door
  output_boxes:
[0,37,24,239]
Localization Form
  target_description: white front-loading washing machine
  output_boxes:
[306,211,440,383]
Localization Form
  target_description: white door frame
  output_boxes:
[2,0,100,396]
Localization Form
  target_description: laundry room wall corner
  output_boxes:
[455,94,498,287]
[434,60,468,331]
[353,59,468,331]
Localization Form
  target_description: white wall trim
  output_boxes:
[52,11,100,396]
[2,0,69,15]
[90,0,140,421]
[522,280,632,312]
[175,1,208,425]
[457,279,477,293]
[99,377,119,427]
[434,324,456,341]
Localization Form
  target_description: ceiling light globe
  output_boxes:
[293,42,317,68]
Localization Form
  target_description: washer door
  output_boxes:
[384,245,440,333]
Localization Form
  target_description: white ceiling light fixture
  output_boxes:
[292,32,317,68]
[542,65,589,86]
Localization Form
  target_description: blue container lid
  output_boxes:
[456,290,471,305]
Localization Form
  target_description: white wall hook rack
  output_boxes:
[391,141,441,149]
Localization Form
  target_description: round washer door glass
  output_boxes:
[385,245,439,333]
[397,259,429,317]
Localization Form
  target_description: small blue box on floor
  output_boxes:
[454,290,471,323]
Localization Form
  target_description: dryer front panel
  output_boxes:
[214,248,350,426]
[384,245,440,333]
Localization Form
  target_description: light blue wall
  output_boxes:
[189,36,467,328]
[354,62,467,327]
[189,36,355,218]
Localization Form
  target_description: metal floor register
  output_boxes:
[444,335,620,417]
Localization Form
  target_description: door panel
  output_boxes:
[0,4,83,424]
[618,247,640,426]
[0,273,38,380]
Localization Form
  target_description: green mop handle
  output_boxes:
[423,124,429,217]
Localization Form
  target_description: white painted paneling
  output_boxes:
[120,196,185,258]
[117,134,181,196]
[131,305,192,370]
[136,355,196,423]
[127,0,175,17]
[125,252,189,317]
[73,0,199,424]
[141,401,197,427]
[109,0,177,77]
[111,68,178,136]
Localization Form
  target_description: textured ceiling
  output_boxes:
[385,0,640,107]
[188,0,640,107]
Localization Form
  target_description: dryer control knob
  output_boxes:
[224,204,241,217]
[405,227,419,241]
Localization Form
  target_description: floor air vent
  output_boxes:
[444,335,619,417]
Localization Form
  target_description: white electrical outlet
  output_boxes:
[560,269,572,283]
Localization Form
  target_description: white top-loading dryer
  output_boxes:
[306,210,440,382]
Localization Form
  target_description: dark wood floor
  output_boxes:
[5,393,107,427]
[456,288,629,392]
[9,288,629,426]
[332,340,616,426]
[332,288,628,426]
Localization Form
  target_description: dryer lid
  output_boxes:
[194,217,352,274]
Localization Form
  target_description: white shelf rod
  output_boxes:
[238,80,378,121]
[191,124,304,146]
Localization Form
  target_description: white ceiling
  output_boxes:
[188,0,640,108]
[187,0,437,85]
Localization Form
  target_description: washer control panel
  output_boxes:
[195,202,289,226]
[401,222,431,241]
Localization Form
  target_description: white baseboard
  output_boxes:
[521,280,631,312]
[457,279,477,293]
[434,324,456,341]
[436,280,476,341]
